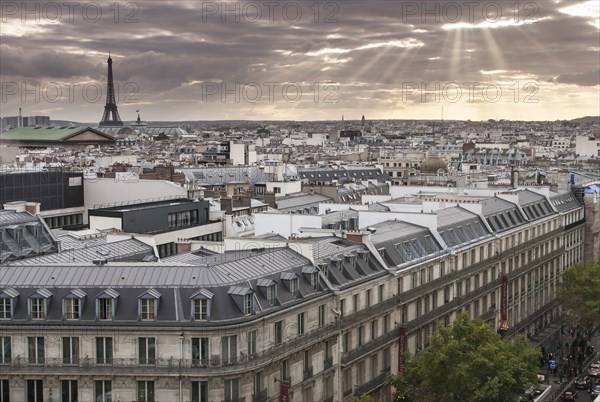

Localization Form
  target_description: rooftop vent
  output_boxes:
[92,258,108,266]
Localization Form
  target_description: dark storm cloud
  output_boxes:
[552,69,600,86]
[1,0,598,120]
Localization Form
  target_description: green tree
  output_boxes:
[559,260,600,335]
[390,313,539,402]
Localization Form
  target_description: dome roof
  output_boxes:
[420,156,448,174]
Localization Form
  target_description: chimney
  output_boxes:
[264,191,276,209]
[221,197,233,214]
[25,202,41,216]
[176,238,192,254]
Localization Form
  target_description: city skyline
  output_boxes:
[1,0,599,122]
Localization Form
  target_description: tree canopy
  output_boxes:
[559,260,600,335]
[390,313,539,402]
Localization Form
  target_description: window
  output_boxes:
[384,314,390,333]
[191,381,208,402]
[192,337,209,366]
[193,299,208,320]
[353,294,359,312]
[221,335,237,364]
[224,379,239,402]
[340,299,345,318]
[274,321,283,345]
[95,381,111,402]
[96,337,113,365]
[139,337,156,365]
[28,337,44,364]
[343,331,350,353]
[30,298,45,320]
[137,381,154,402]
[297,312,305,336]
[397,277,403,294]
[318,304,325,327]
[140,299,155,320]
[98,298,113,320]
[383,347,390,370]
[64,298,80,320]
[1,379,9,402]
[0,298,12,319]
[244,294,253,315]
[27,380,43,402]
[280,359,289,380]
[311,272,319,291]
[61,380,78,402]
[290,278,299,298]
[0,337,10,364]
[267,285,276,306]
[378,284,384,302]
[358,326,364,346]
[247,330,257,356]
[62,337,79,365]
[253,372,263,399]
[371,320,377,339]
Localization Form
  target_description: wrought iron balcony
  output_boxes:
[342,327,399,365]
[354,369,391,397]
[252,388,268,402]
[303,366,314,381]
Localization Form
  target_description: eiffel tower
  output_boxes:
[99,52,123,126]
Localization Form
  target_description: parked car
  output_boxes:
[560,388,578,401]
[592,384,600,397]
[588,363,600,377]
[575,376,591,389]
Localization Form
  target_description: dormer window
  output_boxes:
[279,271,301,299]
[311,272,319,291]
[244,294,253,315]
[29,289,51,320]
[290,278,299,299]
[65,299,80,320]
[31,299,45,319]
[267,285,276,306]
[0,289,18,319]
[302,266,320,292]
[190,289,214,321]
[228,286,254,316]
[139,289,161,321]
[99,299,113,320]
[63,289,86,320]
[97,289,119,320]
[257,279,277,307]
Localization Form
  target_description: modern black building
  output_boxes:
[89,198,221,258]
[0,170,85,229]
[89,198,210,233]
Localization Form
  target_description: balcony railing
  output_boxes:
[303,366,313,381]
[342,326,399,365]
[252,388,268,402]
[354,369,391,397]
[324,356,333,370]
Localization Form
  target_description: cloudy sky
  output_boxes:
[1,0,598,122]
